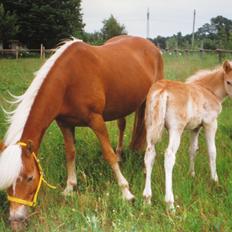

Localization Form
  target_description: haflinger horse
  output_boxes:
[143,60,232,210]
[0,35,164,229]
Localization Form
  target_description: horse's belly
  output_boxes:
[103,101,140,121]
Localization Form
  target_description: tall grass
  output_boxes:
[0,53,232,231]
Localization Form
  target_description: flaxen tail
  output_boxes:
[145,88,168,144]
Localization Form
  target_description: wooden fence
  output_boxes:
[162,48,232,62]
[0,45,232,62]
[0,44,56,59]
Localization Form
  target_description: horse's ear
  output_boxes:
[22,140,34,156]
[223,60,232,73]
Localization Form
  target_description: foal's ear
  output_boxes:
[0,141,6,152]
[223,60,232,73]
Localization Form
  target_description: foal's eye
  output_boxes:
[27,176,33,182]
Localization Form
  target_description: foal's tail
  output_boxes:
[145,88,168,144]
[129,101,146,151]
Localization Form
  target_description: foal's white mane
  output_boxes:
[0,38,82,190]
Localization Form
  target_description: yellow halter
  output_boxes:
[7,142,56,207]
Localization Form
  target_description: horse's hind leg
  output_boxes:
[116,117,126,160]
[188,127,201,177]
[204,120,218,182]
[89,113,134,201]
[57,121,77,195]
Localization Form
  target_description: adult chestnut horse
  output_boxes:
[0,35,163,228]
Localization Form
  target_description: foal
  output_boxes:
[143,60,232,210]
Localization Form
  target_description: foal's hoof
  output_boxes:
[166,202,176,215]
[143,195,152,205]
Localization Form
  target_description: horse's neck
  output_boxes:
[21,78,65,151]
[195,70,226,102]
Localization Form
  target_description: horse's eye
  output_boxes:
[226,80,232,85]
[27,176,33,182]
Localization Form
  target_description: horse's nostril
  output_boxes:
[227,81,232,85]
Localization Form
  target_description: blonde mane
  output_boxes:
[3,38,82,146]
[186,67,222,84]
[0,38,82,190]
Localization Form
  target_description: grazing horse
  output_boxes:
[143,60,232,210]
[0,35,164,228]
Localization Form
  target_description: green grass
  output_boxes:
[0,53,232,231]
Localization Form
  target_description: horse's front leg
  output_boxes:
[116,117,126,160]
[57,121,77,195]
[89,113,134,201]
[164,129,182,211]
[204,120,218,182]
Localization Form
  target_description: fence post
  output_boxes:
[217,49,223,63]
[40,44,45,59]
[16,46,19,59]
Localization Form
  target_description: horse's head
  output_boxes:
[223,60,232,97]
[0,140,40,230]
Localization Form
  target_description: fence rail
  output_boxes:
[162,48,232,62]
[0,44,56,59]
[1,45,232,62]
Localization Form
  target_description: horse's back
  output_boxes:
[58,36,163,124]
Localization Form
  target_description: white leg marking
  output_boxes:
[164,129,181,210]
[112,163,135,201]
[143,143,156,204]
[188,128,200,177]
[204,120,218,182]
[63,158,77,196]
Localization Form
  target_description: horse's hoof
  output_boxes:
[123,190,135,202]
[62,188,74,196]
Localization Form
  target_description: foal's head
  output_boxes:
[0,140,40,228]
[223,60,232,97]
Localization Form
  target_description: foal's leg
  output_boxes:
[188,128,201,177]
[57,122,77,195]
[204,120,218,182]
[143,139,157,204]
[164,129,182,210]
[116,117,126,160]
[89,113,134,201]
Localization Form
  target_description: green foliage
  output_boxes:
[84,15,127,45]
[153,15,232,50]
[0,0,85,48]
[0,53,232,231]
[0,3,18,48]
[101,15,127,40]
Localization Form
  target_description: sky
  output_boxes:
[82,0,232,38]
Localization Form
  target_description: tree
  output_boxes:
[1,0,85,48]
[211,16,232,48]
[101,15,127,40]
[0,4,18,48]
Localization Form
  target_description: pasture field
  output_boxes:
[0,53,232,232]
